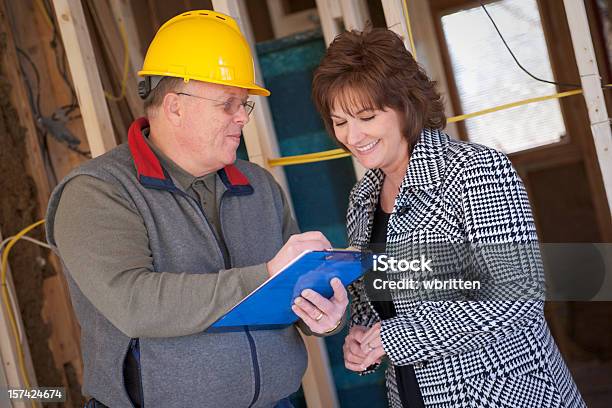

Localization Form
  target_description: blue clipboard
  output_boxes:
[208,249,369,331]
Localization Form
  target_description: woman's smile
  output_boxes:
[353,139,381,154]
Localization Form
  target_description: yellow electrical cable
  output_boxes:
[1,219,46,407]
[448,88,584,123]
[104,22,130,101]
[402,0,418,60]
[268,87,588,167]
[269,151,351,167]
[268,146,353,166]
[276,148,344,160]
[35,0,54,29]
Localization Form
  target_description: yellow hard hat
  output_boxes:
[138,10,270,96]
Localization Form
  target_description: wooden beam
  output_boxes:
[41,274,81,375]
[299,334,339,408]
[563,0,612,217]
[0,230,40,408]
[381,0,413,52]
[339,0,369,31]
[83,0,138,137]
[266,0,318,38]
[96,0,145,119]
[6,0,89,181]
[313,0,368,181]
[314,0,342,46]
[146,0,161,30]
[52,0,117,157]
[384,0,460,138]
[0,0,51,211]
[109,0,145,79]
[0,361,12,408]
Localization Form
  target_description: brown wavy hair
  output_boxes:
[312,28,446,150]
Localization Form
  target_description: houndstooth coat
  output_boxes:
[346,128,586,408]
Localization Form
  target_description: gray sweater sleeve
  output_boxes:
[53,175,269,338]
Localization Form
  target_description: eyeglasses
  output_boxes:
[176,92,255,116]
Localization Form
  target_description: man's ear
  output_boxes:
[162,92,183,127]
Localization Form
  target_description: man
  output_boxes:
[46,11,347,408]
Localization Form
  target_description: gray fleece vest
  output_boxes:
[46,119,307,407]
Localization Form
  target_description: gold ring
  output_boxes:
[315,311,324,321]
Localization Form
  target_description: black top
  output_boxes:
[369,203,425,408]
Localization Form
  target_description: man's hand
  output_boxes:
[266,231,331,277]
[343,322,385,372]
[292,278,348,334]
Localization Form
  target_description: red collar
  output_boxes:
[127,117,253,195]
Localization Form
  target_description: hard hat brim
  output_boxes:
[138,71,271,96]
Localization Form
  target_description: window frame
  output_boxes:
[429,0,584,170]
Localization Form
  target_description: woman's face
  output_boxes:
[330,101,409,173]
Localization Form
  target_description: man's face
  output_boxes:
[178,81,250,173]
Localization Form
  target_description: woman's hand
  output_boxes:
[292,278,348,334]
[343,325,370,371]
[358,322,386,369]
[343,323,386,371]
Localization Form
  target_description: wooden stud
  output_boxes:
[339,0,369,180]
[146,0,161,30]
[89,0,144,119]
[0,361,13,407]
[381,0,413,51]
[299,334,340,408]
[109,0,145,80]
[82,1,133,139]
[383,0,460,138]
[0,0,51,211]
[5,0,89,181]
[0,230,40,408]
[41,275,81,374]
[52,0,117,157]
[266,0,318,38]
[339,0,369,31]
[563,0,612,217]
[314,0,342,46]
[314,0,369,181]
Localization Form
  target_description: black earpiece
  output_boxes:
[138,77,151,99]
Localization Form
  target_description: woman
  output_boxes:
[312,28,585,408]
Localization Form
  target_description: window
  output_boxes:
[441,0,566,153]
